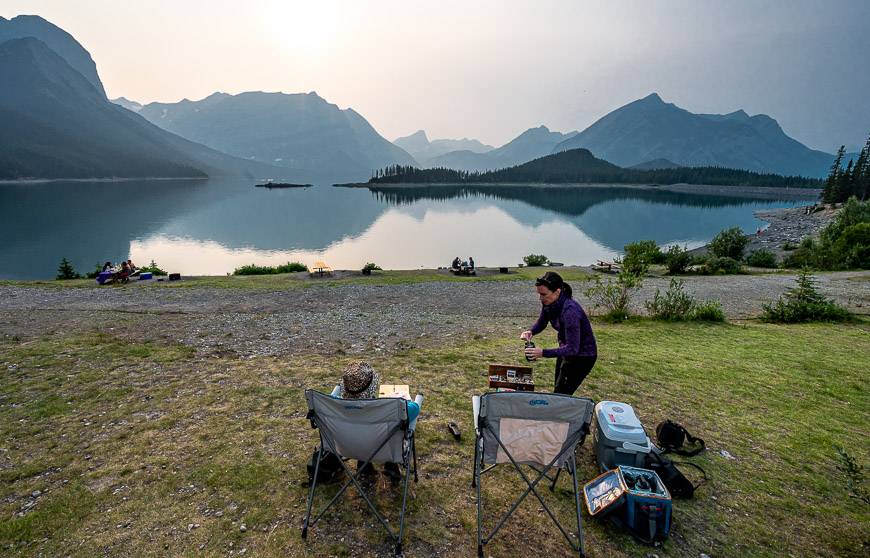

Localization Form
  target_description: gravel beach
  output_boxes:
[2,270,867,359]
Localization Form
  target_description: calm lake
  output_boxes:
[0,179,816,280]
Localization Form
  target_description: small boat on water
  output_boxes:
[255,181,312,189]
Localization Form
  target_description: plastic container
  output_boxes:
[593,401,652,470]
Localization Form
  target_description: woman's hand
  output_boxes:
[520,330,533,341]
[524,346,543,359]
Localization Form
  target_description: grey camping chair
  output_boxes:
[472,391,595,557]
[302,388,423,556]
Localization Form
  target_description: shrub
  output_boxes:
[761,269,851,323]
[782,241,798,251]
[700,256,741,275]
[645,278,695,320]
[665,245,692,275]
[56,257,80,280]
[782,237,819,269]
[362,262,382,272]
[584,270,642,322]
[745,249,777,268]
[624,240,665,266]
[275,262,308,273]
[85,263,102,279]
[709,227,749,260]
[692,300,726,322]
[139,260,168,276]
[831,222,870,269]
[523,254,549,267]
[233,264,276,276]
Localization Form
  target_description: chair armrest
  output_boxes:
[472,395,481,435]
[330,385,341,397]
[414,394,423,407]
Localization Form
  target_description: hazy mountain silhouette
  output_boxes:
[426,126,578,171]
[138,91,416,180]
[111,97,143,112]
[0,15,106,97]
[553,93,836,178]
[394,130,493,167]
[0,29,300,180]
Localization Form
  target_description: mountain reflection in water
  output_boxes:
[0,180,813,279]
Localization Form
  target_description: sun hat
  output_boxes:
[340,361,380,400]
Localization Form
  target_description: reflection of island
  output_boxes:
[363,185,814,252]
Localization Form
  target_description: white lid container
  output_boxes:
[595,401,650,448]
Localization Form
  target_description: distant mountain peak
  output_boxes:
[0,14,106,97]
[642,92,664,102]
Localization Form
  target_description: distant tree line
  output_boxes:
[369,149,822,188]
[822,133,870,203]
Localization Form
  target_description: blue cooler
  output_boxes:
[594,401,653,470]
[616,465,672,543]
[138,272,153,280]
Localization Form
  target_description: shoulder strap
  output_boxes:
[671,424,705,456]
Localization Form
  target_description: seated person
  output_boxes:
[468,256,475,270]
[102,261,114,273]
[127,259,140,276]
[337,361,419,482]
[116,261,131,282]
[451,256,461,270]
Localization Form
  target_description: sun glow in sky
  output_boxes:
[2,0,868,151]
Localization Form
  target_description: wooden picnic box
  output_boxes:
[487,363,534,392]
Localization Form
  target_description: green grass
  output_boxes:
[0,322,867,557]
[1,267,593,291]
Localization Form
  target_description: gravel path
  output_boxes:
[1,271,867,358]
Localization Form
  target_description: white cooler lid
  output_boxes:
[595,401,649,446]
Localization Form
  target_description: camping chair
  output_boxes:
[472,391,595,557]
[302,388,423,556]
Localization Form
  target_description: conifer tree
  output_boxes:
[823,146,846,203]
[56,257,79,280]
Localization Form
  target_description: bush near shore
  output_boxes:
[233,262,308,275]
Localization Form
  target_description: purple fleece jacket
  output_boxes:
[530,293,597,358]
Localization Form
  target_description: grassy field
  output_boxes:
[1,319,868,557]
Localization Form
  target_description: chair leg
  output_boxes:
[397,452,413,556]
[570,456,586,557]
[475,439,483,554]
[302,445,322,538]
[471,435,480,488]
[412,436,419,483]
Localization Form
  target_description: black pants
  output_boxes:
[554,355,596,395]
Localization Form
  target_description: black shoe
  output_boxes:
[357,460,376,477]
[382,462,402,484]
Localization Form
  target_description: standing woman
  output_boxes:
[521,271,597,395]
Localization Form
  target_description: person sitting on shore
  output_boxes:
[468,256,475,270]
[451,257,461,270]
[127,259,140,276]
[116,261,131,283]
[102,261,114,273]
[337,361,419,483]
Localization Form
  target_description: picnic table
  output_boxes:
[591,260,621,274]
[311,260,333,277]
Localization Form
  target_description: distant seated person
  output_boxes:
[468,256,475,270]
[102,261,114,273]
[127,259,140,276]
[116,261,131,282]
[451,256,461,270]
[336,361,419,483]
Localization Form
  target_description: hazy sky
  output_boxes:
[3,0,868,151]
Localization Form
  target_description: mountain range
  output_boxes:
[393,130,493,167]
[136,91,416,178]
[422,126,578,171]
[553,93,836,177]
[0,18,302,180]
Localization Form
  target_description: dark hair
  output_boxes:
[535,271,572,298]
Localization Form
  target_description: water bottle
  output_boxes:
[524,340,536,362]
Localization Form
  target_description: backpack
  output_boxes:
[644,449,707,499]
[306,446,343,484]
[655,420,706,457]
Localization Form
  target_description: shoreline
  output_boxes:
[335,181,821,199]
[691,202,836,259]
[0,176,211,184]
